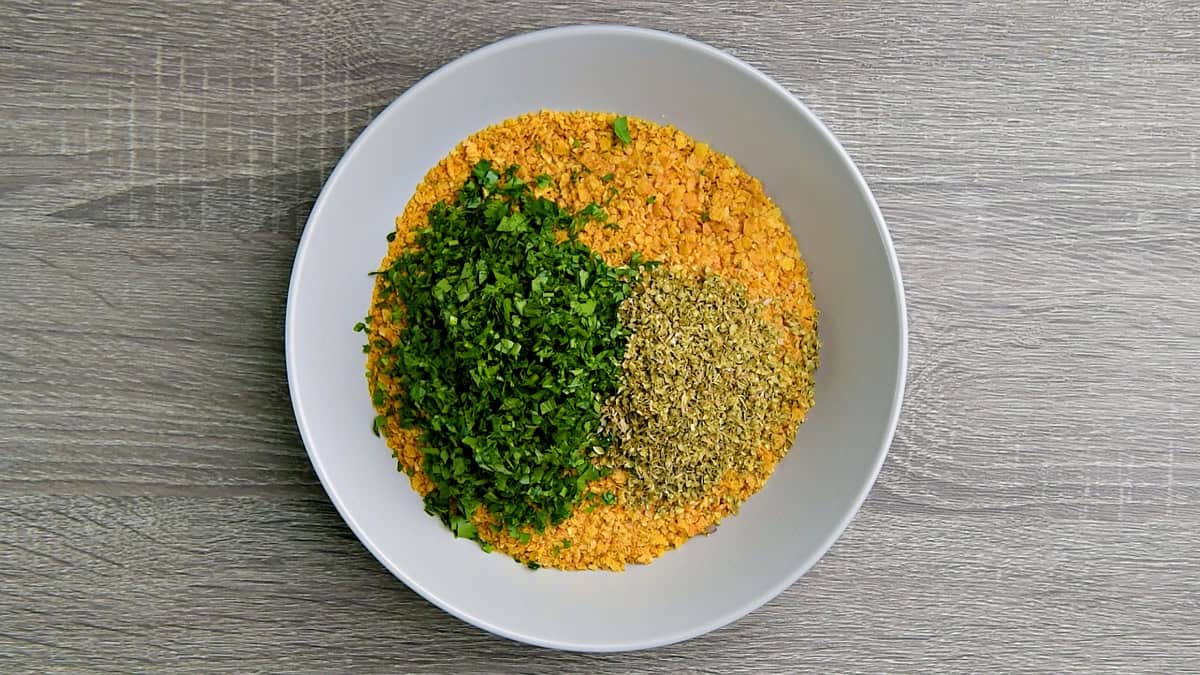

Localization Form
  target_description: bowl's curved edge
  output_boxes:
[284,24,908,653]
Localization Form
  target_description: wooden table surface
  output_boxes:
[3,1,1198,671]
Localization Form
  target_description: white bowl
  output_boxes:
[286,25,907,652]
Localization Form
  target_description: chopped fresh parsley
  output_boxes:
[366,160,652,536]
[612,116,632,145]
[575,202,607,224]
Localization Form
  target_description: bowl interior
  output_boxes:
[286,26,905,651]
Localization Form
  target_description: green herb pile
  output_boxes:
[365,160,650,538]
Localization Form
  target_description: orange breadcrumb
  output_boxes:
[366,111,818,570]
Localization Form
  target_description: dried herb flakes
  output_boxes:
[600,267,803,505]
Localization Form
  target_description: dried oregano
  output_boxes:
[598,267,807,506]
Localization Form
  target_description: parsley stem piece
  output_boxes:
[612,116,632,146]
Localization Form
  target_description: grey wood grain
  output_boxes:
[1,0,1198,671]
